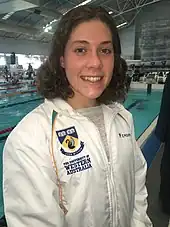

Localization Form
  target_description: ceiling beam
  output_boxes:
[0,21,38,35]
[113,0,161,17]
[25,0,49,5]
[36,7,62,18]
[0,0,37,15]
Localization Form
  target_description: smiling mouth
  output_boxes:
[80,76,103,82]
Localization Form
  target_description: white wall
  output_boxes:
[0,37,50,55]
[119,24,135,60]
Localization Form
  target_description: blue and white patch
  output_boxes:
[63,155,92,175]
[56,126,84,156]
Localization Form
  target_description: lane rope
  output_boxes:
[0,89,37,98]
[0,126,15,135]
[0,97,43,109]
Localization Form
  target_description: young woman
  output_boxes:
[3,5,152,227]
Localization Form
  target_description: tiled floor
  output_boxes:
[146,145,170,227]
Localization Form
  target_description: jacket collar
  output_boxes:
[45,98,128,121]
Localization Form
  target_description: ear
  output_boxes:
[60,56,65,68]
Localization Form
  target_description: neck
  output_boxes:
[67,96,97,110]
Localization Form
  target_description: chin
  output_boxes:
[86,92,103,100]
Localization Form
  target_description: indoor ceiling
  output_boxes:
[0,0,162,43]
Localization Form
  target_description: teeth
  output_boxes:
[82,77,102,82]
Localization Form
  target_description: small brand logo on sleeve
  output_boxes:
[119,133,131,138]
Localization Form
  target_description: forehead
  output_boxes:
[68,20,112,44]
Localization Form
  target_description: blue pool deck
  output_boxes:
[0,88,163,218]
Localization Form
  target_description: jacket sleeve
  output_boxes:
[155,75,170,142]
[130,117,153,227]
[3,117,65,227]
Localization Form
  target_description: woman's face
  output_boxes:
[60,19,114,108]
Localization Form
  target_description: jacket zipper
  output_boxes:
[106,162,113,227]
[91,122,116,227]
[108,117,119,227]
[76,113,118,226]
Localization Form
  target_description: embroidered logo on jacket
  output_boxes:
[56,126,84,156]
[63,155,92,175]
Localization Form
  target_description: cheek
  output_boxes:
[104,58,114,84]
[64,59,80,87]
[105,58,114,74]
[64,57,86,79]
[64,56,75,77]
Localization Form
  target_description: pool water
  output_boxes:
[124,89,163,139]
[0,88,163,218]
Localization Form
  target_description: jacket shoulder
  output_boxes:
[109,102,133,126]
[6,102,50,143]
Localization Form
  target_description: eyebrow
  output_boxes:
[71,40,112,45]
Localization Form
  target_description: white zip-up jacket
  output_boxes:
[3,98,152,227]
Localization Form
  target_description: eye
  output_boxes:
[100,48,113,55]
[74,47,87,55]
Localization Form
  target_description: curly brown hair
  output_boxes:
[37,5,127,104]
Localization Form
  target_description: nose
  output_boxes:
[87,51,102,68]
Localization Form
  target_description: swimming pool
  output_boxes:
[124,89,163,139]
[0,88,163,217]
